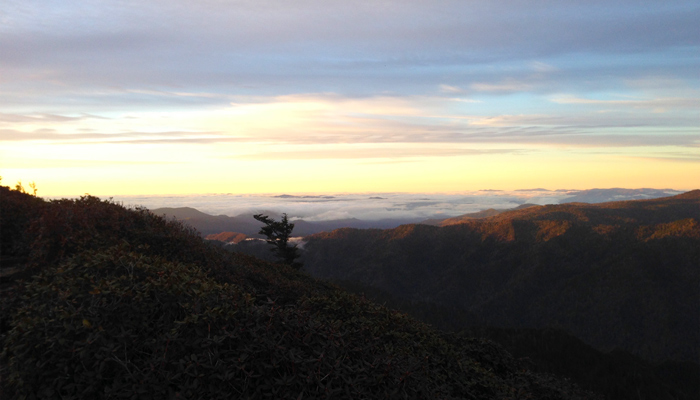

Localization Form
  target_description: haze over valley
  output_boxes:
[113,188,684,236]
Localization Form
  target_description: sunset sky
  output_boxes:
[1,0,698,196]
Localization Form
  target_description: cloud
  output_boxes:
[551,95,700,110]
[627,153,700,163]
[1,0,697,101]
[471,80,533,93]
[239,147,519,161]
[0,113,107,124]
[0,128,242,144]
[124,89,232,100]
[440,85,464,93]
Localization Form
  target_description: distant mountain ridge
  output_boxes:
[302,190,700,363]
[422,204,539,226]
[150,207,421,236]
[560,188,683,203]
[150,207,263,236]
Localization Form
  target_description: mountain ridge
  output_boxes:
[422,203,540,226]
[150,207,422,236]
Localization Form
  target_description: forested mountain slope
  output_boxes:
[422,204,538,226]
[303,191,700,364]
[0,185,597,399]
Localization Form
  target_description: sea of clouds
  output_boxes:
[103,189,682,223]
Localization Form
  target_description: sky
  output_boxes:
[1,0,698,196]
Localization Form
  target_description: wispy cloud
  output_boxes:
[625,155,700,163]
[0,128,240,144]
[471,80,533,93]
[551,95,700,110]
[440,85,464,93]
[0,113,108,124]
[239,147,520,161]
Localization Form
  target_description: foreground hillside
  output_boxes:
[303,191,700,364]
[0,185,596,399]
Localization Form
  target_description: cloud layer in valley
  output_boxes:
[105,188,684,224]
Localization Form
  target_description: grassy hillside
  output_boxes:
[303,191,700,364]
[0,185,597,399]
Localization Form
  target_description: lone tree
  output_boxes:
[253,213,302,269]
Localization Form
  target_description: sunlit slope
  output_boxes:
[303,191,700,363]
